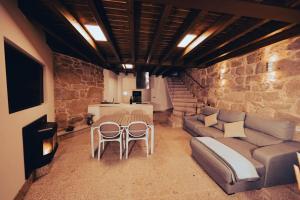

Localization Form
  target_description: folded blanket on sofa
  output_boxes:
[196,137,259,182]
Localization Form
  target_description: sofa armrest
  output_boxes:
[252,141,300,187]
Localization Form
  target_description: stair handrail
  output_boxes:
[183,71,206,89]
[165,78,174,108]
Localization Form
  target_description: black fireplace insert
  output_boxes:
[22,115,58,179]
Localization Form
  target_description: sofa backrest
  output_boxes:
[241,128,283,147]
[201,106,219,116]
[218,109,246,123]
[244,113,295,140]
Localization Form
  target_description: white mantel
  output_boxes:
[88,103,154,121]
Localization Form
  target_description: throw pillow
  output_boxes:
[224,121,246,138]
[204,113,218,127]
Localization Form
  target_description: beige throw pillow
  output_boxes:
[204,113,218,127]
[224,121,246,138]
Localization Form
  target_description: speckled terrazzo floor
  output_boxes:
[24,123,300,200]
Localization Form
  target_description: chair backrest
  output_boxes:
[128,121,148,137]
[98,122,121,138]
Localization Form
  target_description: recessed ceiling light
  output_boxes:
[122,64,134,69]
[177,34,197,48]
[85,25,107,41]
[183,33,210,56]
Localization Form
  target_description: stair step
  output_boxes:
[172,110,185,117]
[169,85,185,88]
[168,81,184,84]
[172,110,194,117]
[169,91,191,95]
[169,88,188,91]
[168,84,184,87]
[172,98,198,103]
[171,94,194,98]
[173,102,197,107]
[174,106,196,113]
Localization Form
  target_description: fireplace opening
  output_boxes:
[22,115,58,179]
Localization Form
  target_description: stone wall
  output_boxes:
[182,36,300,127]
[54,53,104,130]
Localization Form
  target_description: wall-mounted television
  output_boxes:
[4,40,44,114]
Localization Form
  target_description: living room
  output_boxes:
[0,0,300,200]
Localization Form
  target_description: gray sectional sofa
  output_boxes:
[184,106,300,194]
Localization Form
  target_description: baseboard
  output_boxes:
[14,174,33,200]
[58,126,89,141]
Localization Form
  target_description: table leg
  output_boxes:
[150,125,154,154]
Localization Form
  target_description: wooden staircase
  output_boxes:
[167,78,199,127]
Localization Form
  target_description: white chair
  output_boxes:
[97,122,123,160]
[125,121,149,159]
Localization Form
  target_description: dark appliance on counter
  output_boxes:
[132,91,142,103]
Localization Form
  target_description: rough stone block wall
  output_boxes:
[182,36,300,126]
[54,53,104,130]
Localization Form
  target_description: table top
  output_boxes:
[92,114,153,127]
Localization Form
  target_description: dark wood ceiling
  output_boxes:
[19,0,300,76]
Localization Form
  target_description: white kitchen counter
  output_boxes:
[88,103,153,121]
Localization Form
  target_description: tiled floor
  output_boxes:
[24,123,300,200]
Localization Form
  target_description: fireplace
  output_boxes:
[22,115,58,179]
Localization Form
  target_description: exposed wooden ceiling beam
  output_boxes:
[146,5,172,64]
[160,10,207,62]
[152,65,162,75]
[191,0,300,65]
[200,24,300,67]
[41,25,91,62]
[128,0,135,63]
[149,66,157,76]
[88,0,121,62]
[192,19,270,64]
[178,15,239,62]
[137,0,300,23]
[108,60,184,68]
[41,0,106,64]
[160,67,173,76]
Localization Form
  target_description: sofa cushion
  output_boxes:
[245,113,295,140]
[201,106,219,116]
[224,121,246,138]
[217,138,264,175]
[196,127,224,138]
[218,109,246,123]
[204,113,218,127]
[213,120,226,131]
[240,128,283,147]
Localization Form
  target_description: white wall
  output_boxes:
[0,1,55,200]
[103,69,118,102]
[103,72,151,103]
[150,76,173,111]
[103,72,172,111]
[118,74,151,103]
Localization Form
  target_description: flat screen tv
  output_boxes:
[4,41,44,114]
